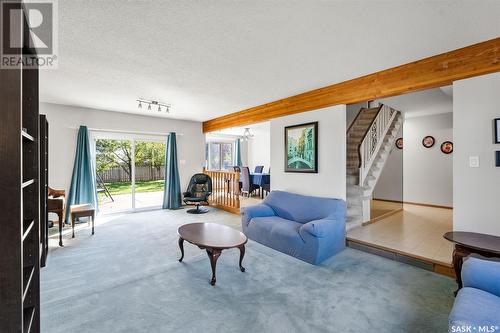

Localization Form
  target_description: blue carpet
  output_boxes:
[41,209,455,332]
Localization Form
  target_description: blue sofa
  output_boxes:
[241,190,346,265]
[449,257,500,331]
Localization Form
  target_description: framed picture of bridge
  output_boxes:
[284,121,318,173]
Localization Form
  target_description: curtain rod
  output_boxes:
[68,126,183,136]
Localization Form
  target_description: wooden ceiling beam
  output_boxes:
[202,37,500,133]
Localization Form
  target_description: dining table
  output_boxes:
[249,173,270,198]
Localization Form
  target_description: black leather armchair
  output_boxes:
[183,173,213,214]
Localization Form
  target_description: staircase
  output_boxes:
[346,104,403,229]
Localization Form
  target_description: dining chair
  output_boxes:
[254,165,264,173]
[241,167,259,197]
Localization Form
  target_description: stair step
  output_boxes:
[349,132,365,139]
[347,207,362,217]
[346,217,363,230]
[346,175,358,185]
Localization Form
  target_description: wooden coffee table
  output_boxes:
[444,231,500,294]
[177,223,248,286]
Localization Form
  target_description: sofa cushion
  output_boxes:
[449,287,500,329]
[263,190,346,224]
[246,216,304,247]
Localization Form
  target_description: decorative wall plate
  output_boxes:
[395,137,403,149]
[441,141,453,154]
[422,136,435,148]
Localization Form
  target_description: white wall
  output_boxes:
[40,103,205,194]
[372,113,453,206]
[270,105,346,200]
[404,113,453,206]
[372,126,403,202]
[247,122,271,172]
[453,73,500,236]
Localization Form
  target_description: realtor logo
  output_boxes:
[1,0,58,69]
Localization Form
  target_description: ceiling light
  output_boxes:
[137,98,172,114]
[243,128,254,141]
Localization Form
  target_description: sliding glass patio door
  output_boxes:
[134,140,166,210]
[94,134,166,214]
[96,139,134,213]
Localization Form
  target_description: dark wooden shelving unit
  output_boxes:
[40,114,49,266]
[0,1,41,331]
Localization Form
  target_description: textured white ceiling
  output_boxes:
[40,0,500,122]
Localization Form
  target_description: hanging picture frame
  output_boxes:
[422,136,435,148]
[395,137,403,149]
[441,141,453,154]
[494,118,500,144]
[284,122,318,173]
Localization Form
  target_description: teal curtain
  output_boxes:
[235,138,242,167]
[65,126,97,222]
[163,133,182,209]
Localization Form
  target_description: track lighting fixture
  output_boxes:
[137,98,171,114]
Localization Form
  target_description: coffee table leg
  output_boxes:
[178,237,185,262]
[206,249,221,286]
[452,245,469,296]
[238,245,246,272]
[72,214,75,238]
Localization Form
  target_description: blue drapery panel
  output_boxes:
[65,126,97,222]
[163,133,182,209]
[235,138,242,166]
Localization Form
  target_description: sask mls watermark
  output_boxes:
[1,0,58,69]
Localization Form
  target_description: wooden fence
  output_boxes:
[204,169,240,214]
[99,166,164,183]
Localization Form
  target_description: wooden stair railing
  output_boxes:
[204,170,241,214]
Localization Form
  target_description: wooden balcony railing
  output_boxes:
[204,169,240,214]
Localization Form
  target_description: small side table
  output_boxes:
[70,204,95,239]
[443,231,500,295]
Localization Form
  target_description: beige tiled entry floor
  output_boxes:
[370,199,403,219]
[348,203,454,266]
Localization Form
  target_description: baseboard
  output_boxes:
[403,200,453,210]
[373,198,453,210]
[372,198,403,204]
[362,208,403,226]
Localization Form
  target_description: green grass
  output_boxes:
[98,180,164,198]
